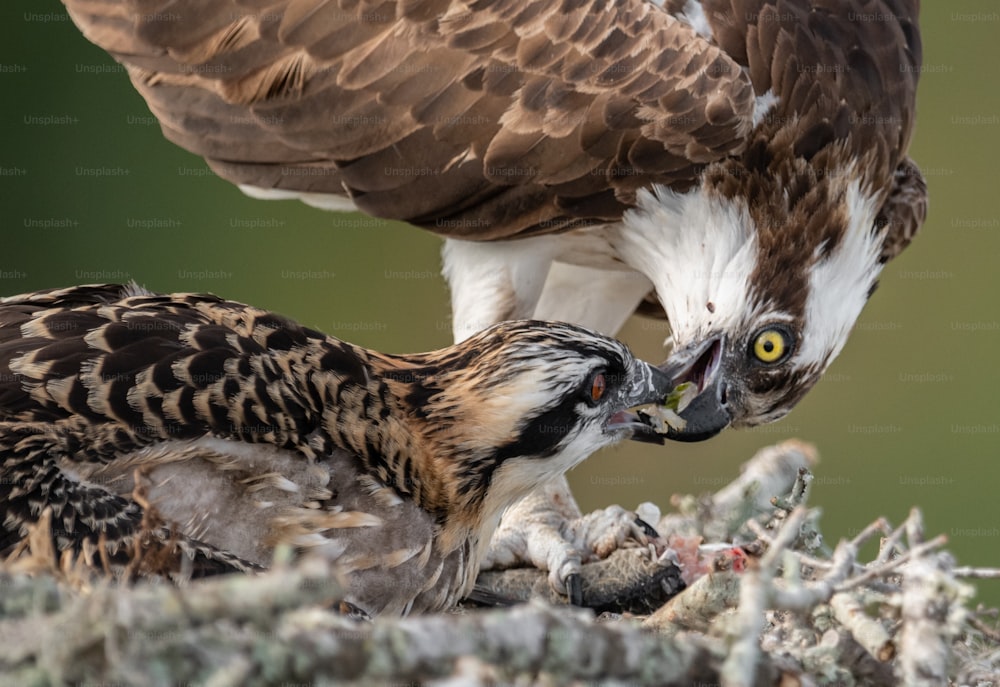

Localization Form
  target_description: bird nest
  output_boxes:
[1,440,997,686]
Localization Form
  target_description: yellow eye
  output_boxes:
[753,329,789,364]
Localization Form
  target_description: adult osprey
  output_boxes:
[60,0,926,591]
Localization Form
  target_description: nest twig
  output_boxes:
[1,440,996,686]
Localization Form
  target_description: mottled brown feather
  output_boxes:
[62,0,756,239]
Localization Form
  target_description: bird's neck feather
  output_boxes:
[312,347,499,552]
[308,347,446,517]
[356,352,579,557]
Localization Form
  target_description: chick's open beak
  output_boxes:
[606,359,676,445]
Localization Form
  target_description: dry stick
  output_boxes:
[968,615,1000,643]
[748,513,948,599]
[746,518,832,572]
[870,508,934,577]
[695,440,819,542]
[759,507,809,568]
[743,512,855,585]
[834,535,948,594]
[953,567,1000,579]
[905,507,925,547]
[746,502,967,681]
[829,592,895,662]
[643,570,742,634]
[770,466,813,512]
[711,441,819,515]
[897,556,962,686]
[776,516,889,573]
[0,562,733,686]
[700,495,958,681]
[719,507,809,686]
[876,518,912,565]
[720,565,768,687]
[726,505,910,676]
[769,540,857,611]
[850,517,893,550]
[130,599,729,684]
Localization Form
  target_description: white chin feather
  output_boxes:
[618,186,758,347]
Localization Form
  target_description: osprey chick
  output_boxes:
[0,284,672,616]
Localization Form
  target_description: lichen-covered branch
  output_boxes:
[0,561,727,686]
[1,440,997,687]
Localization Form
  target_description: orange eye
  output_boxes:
[590,373,606,402]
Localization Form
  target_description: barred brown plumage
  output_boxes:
[0,284,673,616]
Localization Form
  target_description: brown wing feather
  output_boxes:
[876,157,927,263]
[0,284,389,585]
[0,284,330,441]
[701,0,922,190]
[62,0,756,239]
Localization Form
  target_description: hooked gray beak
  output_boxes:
[658,335,732,442]
[607,359,677,445]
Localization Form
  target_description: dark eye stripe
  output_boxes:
[490,393,580,464]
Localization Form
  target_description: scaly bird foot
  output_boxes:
[481,476,663,603]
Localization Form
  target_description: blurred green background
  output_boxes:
[2,1,998,604]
